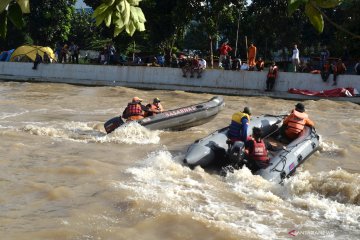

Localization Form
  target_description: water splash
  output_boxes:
[96,122,160,144]
[111,150,360,239]
[21,121,160,145]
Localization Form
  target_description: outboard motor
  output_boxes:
[227,141,245,169]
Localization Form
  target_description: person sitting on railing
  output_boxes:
[332,58,347,86]
[255,57,264,71]
[43,52,51,64]
[32,52,42,70]
[265,61,278,91]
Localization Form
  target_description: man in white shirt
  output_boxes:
[198,57,207,78]
[292,44,300,72]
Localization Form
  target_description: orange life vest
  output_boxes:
[248,138,269,162]
[124,103,144,121]
[285,110,308,137]
[149,103,164,114]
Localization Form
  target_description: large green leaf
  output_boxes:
[122,0,130,25]
[104,10,112,27]
[305,2,324,32]
[8,3,24,28]
[106,0,116,6]
[0,0,12,13]
[92,3,109,18]
[16,0,30,13]
[313,0,342,8]
[288,0,309,15]
[94,0,146,37]
[0,11,7,39]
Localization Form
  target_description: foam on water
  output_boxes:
[21,120,160,145]
[111,150,360,239]
[96,122,161,144]
[0,110,29,119]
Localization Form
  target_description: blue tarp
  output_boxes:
[0,49,14,61]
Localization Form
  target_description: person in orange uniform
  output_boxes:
[122,97,147,121]
[146,97,164,117]
[282,103,315,140]
[248,43,257,70]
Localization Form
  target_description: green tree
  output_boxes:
[0,0,30,39]
[26,0,76,45]
[68,9,103,49]
[191,0,238,68]
[246,0,308,59]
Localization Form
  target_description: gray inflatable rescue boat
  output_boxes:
[104,96,225,133]
[184,115,320,183]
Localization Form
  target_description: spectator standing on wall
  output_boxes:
[292,44,300,72]
[60,44,69,63]
[99,48,106,64]
[219,40,232,68]
[69,42,79,64]
[55,42,62,62]
[341,46,350,68]
[198,57,207,78]
[107,43,116,65]
[248,43,257,71]
[355,59,360,75]
[319,46,330,69]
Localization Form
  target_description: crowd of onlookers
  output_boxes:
[29,40,360,79]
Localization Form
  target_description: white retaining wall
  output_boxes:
[0,62,359,102]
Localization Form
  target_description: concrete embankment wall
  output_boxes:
[1,62,359,103]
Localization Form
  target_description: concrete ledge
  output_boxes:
[1,62,359,103]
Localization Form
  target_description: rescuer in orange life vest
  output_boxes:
[280,103,315,141]
[244,127,282,172]
[145,97,164,117]
[122,96,149,122]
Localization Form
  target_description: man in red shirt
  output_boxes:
[219,40,232,68]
